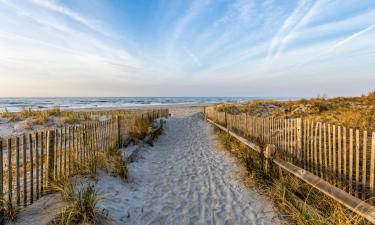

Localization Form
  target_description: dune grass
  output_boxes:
[100,147,129,181]
[216,91,375,132]
[52,183,107,225]
[129,116,152,141]
[0,198,18,222]
[215,128,371,225]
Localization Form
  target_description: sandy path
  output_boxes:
[97,108,280,225]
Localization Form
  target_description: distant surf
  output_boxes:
[0,97,281,112]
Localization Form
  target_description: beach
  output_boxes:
[11,104,281,225]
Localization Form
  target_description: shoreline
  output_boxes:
[68,102,212,112]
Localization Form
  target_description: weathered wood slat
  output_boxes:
[355,130,360,197]
[350,129,354,194]
[0,140,3,198]
[35,133,39,199]
[362,131,367,199]
[22,135,27,206]
[29,133,34,204]
[371,133,375,196]
[8,139,12,202]
[16,137,20,206]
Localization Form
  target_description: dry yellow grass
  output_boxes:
[216,91,375,132]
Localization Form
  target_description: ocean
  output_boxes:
[0,97,278,112]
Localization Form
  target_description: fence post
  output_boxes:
[264,144,276,174]
[117,115,121,148]
[203,106,206,121]
[46,130,55,188]
[297,118,303,163]
[225,112,228,129]
[0,140,3,199]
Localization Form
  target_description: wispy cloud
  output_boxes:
[265,0,317,62]
[329,24,375,52]
[183,46,201,67]
[0,0,374,97]
[30,0,106,35]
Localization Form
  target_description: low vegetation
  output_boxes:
[129,116,152,141]
[0,198,18,222]
[99,147,129,181]
[216,90,375,131]
[215,128,370,225]
[52,182,107,225]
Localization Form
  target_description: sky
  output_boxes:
[0,0,374,97]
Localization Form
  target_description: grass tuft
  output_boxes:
[22,120,33,130]
[55,185,107,225]
[102,147,129,181]
[48,175,75,202]
[129,116,152,142]
[0,198,18,222]
[88,156,97,180]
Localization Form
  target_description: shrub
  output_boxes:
[20,107,35,119]
[56,185,107,225]
[48,175,75,202]
[103,147,129,181]
[0,198,18,222]
[88,156,97,180]
[61,112,80,124]
[129,116,151,141]
[34,112,50,125]
[47,107,61,117]
[22,120,33,130]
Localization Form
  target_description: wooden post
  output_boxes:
[264,144,276,174]
[29,134,34,204]
[362,131,367,199]
[349,128,354,193]
[7,139,12,202]
[22,135,27,206]
[296,118,303,164]
[16,137,20,206]
[224,112,228,130]
[35,133,39,199]
[355,130,360,197]
[371,132,375,195]
[40,132,44,194]
[46,130,55,187]
[117,116,121,148]
[0,140,3,199]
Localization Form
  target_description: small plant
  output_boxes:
[0,198,18,222]
[56,185,107,225]
[129,116,151,141]
[22,119,33,130]
[1,108,18,121]
[20,107,35,119]
[103,147,129,181]
[112,155,129,180]
[34,111,50,125]
[47,107,62,117]
[61,112,80,124]
[49,175,75,202]
[88,156,97,180]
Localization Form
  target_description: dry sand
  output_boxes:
[12,105,280,225]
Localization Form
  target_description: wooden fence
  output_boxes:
[204,106,375,222]
[0,109,169,208]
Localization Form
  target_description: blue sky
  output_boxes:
[0,0,374,97]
